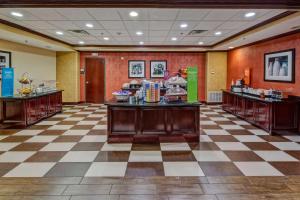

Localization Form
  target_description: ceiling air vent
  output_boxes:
[188,30,207,35]
[67,30,90,36]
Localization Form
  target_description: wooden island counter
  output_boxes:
[105,101,201,143]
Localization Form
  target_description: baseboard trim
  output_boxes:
[62,101,83,105]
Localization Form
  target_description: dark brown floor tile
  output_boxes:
[162,151,196,161]
[11,143,47,151]
[39,130,65,135]
[0,129,20,135]
[45,162,91,177]
[95,151,130,162]
[180,177,209,184]
[245,183,292,193]
[285,151,300,160]
[259,135,289,142]
[168,195,217,200]
[158,184,203,195]
[25,151,67,162]
[215,121,235,125]
[71,142,104,151]
[1,136,31,142]
[200,125,221,130]
[0,185,67,195]
[88,130,107,135]
[126,162,164,177]
[81,177,124,185]
[226,130,253,135]
[240,125,257,129]
[201,183,246,194]
[270,162,300,175]
[111,184,156,195]
[209,135,238,142]
[63,184,111,195]
[0,177,81,185]
[132,143,161,151]
[205,114,220,117]
[71,125,94,130]
[199,162,243,176]
[200,117,210,121]
[123,177,182,185]
[207,176,250,184]
[189,142,220,150]
[243,142,279,150]
[57,121,78,125]
[224,151,264,161]
[98,121,107,125]
[28,125,51,130]
[53,136,83,142]
[247,176,290,185]
[0,163,19,176]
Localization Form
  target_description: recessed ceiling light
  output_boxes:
[228,46,234,49]
[129,11,138,17]
[139,41,144,45]
[214,31,222,36]
[78,41,85,44]
[245,12,256,18]
[171,37,177,41]
[198,41,204,45]
[55,31,64,35]
[103,37,110,40]
[85,23,94,28]
[11,11,23,17]
[136,31,143,36]
[180,23,188,28]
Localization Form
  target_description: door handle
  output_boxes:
[86,81,89,84]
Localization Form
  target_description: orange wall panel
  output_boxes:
[227,32,300,96]
[80,52,206,101]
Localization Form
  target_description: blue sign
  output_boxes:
[1,68,14,97]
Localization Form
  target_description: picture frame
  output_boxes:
[128,60,146,78]
[150,60,167,78]
[0,50,12,80]
[264,49,295,83]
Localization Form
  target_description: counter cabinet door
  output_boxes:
[254,101,270,131]
[272,102,298,130]
[235,96,245,117]
[48,94,57,115]
[170,107,199,134]
[140,107,167,134]
[109,107,138,134]
[244,99,255,123]
[222,92,233,112]
[25,98,38,125]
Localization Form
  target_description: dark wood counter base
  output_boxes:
[106,102,200,143]
[222,90,299,135]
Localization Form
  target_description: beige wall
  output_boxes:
[56,52,80,103]
[0,39,56,94]
[206,52,227,101]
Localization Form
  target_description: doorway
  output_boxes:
[85,57,105,103]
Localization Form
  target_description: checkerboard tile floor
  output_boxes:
[0,103,300,177]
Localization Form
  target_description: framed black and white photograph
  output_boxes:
[150,60,167,78]
[0,50,11,71]
[128,60,145,78]
[264,49,295,83]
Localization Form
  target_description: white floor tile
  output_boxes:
[76,112,93,115]
[222,114,235,118]
[203,129,229,135]
[234,135,266,142]
[160,143,191,151]
[0,143,21,151]
[65,109,81,113]
[233,121,251,125]
[25,136,58,143]
[199,135,212,142]
[234,162,284,176]
[193,151,231,162]
[4,162,55,177]
[164,162,204,176]
[249,129,269,135]
[64,117,85,121]
[87,114,105,118]
[63,130,89,136]
[269,142,300,151]
[48,125,74,130]
[202,112,218,115]
[201,121,217,125]
[219,125,244,130]
[60,151,98,162]
[77,121,98,125]
[284,135,300,142]
[80,135,107,142]
[92,125,107,130]
[254,151,298,161]
[52,114,71,118]
[36,121,59,125]
[85,162,127,177]
[101,143,132,151]
[129,151,162,162]
[210,117,230,121]
[216,142,250,151]
[14,130,43,136]
[0,151,35,163]
[40,143,76,151]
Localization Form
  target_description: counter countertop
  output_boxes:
[105,100,201,107]
[222,90,298,103]
[0,90,62,100]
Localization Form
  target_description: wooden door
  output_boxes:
[85,58,105,103]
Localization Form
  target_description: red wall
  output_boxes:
[227,32,300,96]
[80,52,206,101]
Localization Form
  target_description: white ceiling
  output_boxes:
[0,8,286,46]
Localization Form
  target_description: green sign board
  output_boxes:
[187,66,198,103]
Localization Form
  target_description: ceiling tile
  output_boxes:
[55,8,93,20]
[24,8,66,20]
[87,30,111,37]
[204,9,238,21]
[0,8,40,20]
[22,21,57,29]
[193,21,223,30]
[149,21,173,30]
[148,9,179,20]
[124,21,149,31]
[171,21,199,31]
[218,21,248,29]
[114,36,132,42]
[149,30,169,37]
[181,37,201,42]
[148,37,166,42]
[87,8,121,20]
[230,9,271,21]
[108,30,130,37]
[118,8,148,20]
[48,21,79,30]
[72,21,104,29]
[176,9,209,20]
[99,21,125,30]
